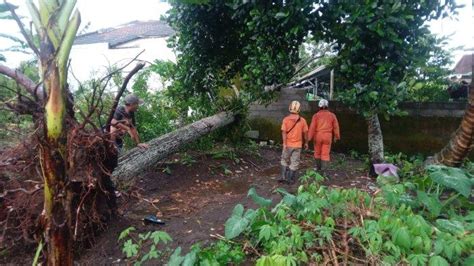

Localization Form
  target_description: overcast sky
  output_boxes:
[0,0,472,67]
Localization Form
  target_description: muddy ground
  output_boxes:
[75,146,375,264]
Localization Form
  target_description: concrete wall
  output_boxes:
[249,88,467,156]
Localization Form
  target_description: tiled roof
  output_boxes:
[74,20,174,48]
[453,54,472,75]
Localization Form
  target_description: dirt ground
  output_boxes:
[76,146,375,264]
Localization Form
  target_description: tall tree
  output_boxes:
[112,0,316,186]
[167,0,313,117]
[313,0,456,171]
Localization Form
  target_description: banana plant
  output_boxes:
[22,0,81,264]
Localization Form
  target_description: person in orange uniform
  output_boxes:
[279,101,309,184]
[308,99,340,172]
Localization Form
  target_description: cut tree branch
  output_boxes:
[105,63,145,132]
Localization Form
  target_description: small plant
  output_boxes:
[299,169,324,184]
[180,153,197,166]
[118,227,172,265]
[349,149,361,159]
[209,145,241,164]
[162,166,172,175]
[220,164,233,175]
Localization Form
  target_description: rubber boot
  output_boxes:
[321,161,329,177]
[315,159,322,171]
[278,165,288,183]
[287,169,296,184]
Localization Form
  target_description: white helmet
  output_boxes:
[319,99,329,108]
[289,101,301,114]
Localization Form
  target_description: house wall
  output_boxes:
[249,87,468,157]
[68,37,175,91]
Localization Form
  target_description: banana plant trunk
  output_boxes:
[366,114,384,176]
[40,61,73,265]
[433,62,474,166]
[25,0,81,264]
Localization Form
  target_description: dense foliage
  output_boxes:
[120,155,473,265]
[167,0,313,116]
[405,37,453,102]
[314,0,457,117]
[132,60,180,142]
[0,60,37,143]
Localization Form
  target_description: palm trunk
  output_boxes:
[366,114,384,176]
[433,61,474,166]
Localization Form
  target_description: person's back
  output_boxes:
[282,114,308,148]
[279,101,309,184]
[308,99,340,172]
[311,110,339,135]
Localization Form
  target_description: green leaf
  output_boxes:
[122,239,139,258]
[427,165,473,197]
[463,255,474,266]
[276,188,297,207]
[119,227,136,241]
[392,226,411,250]
[256,256,274,266]
[248,187,272,207]
[417,191,442,217]
[408,254,428,266]
[151,231,172,245]
[275,12,288,19]
[224,204,255,239]
[429,256,449,266]
[0,3,15,13]
[182,247,199,266]
[168,247,185,266]
[258,224,277,242]
[436,219,465,235]
[141,245,159,263]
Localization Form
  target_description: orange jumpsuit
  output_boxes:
[308,110,340,161]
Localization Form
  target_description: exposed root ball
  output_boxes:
[0,126,118,256]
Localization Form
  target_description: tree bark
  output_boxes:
[112,111,236,187]
[366,114,384,176]
[433,58,474,166]
[0,64,43,100]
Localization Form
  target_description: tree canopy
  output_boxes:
[167,0,313,116]
[313,0,457,118]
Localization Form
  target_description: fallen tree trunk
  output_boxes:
[112,111,236,187]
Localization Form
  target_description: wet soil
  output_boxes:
[76,146,375,264]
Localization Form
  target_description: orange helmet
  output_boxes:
[289,101,301,114]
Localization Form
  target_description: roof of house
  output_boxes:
[74,20,174,48]
[453,54,472,75]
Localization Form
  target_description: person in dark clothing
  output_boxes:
[110,94,149,152]
[106,94,148,200]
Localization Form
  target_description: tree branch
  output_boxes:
[105,63,145,132]
[99,49,145,84]
[0,64,43,100]
[4,0,40,56]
